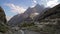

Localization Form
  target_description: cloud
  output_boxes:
[5,3,26,14]
[46,0,59,7]
[33,0,37,4]
[31,0,37,7]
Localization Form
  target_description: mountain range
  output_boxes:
[8,4,46,26]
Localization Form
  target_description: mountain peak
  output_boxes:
[27,7,31,9]
[35,4,40,7]
[34,4,44,9]
[36,4,40,6]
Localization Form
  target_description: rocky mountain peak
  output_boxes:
[8,4,45,26]
[35,4,41,7]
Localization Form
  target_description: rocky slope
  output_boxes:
[36,4,60,34]
[38,4,60,21]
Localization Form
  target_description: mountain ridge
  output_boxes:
[8,4,45,26]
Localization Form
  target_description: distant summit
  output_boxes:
[34,4,44,8]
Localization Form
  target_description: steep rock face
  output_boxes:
[38,4,60,20]
[0,7,7,23]
[0,6,8,33]
[8,4,45,26]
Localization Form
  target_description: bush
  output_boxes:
[20,23,35,27]
[0,22,8,33]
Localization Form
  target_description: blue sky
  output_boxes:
[0,0,60,20]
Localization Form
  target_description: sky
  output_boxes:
[0,0,60,20]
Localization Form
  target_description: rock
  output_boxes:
[0,6,8,33]
[0,6,7,24]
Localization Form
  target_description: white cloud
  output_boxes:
[33,0,37,4]
[46,0,59,7]
[5,3,26,14]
